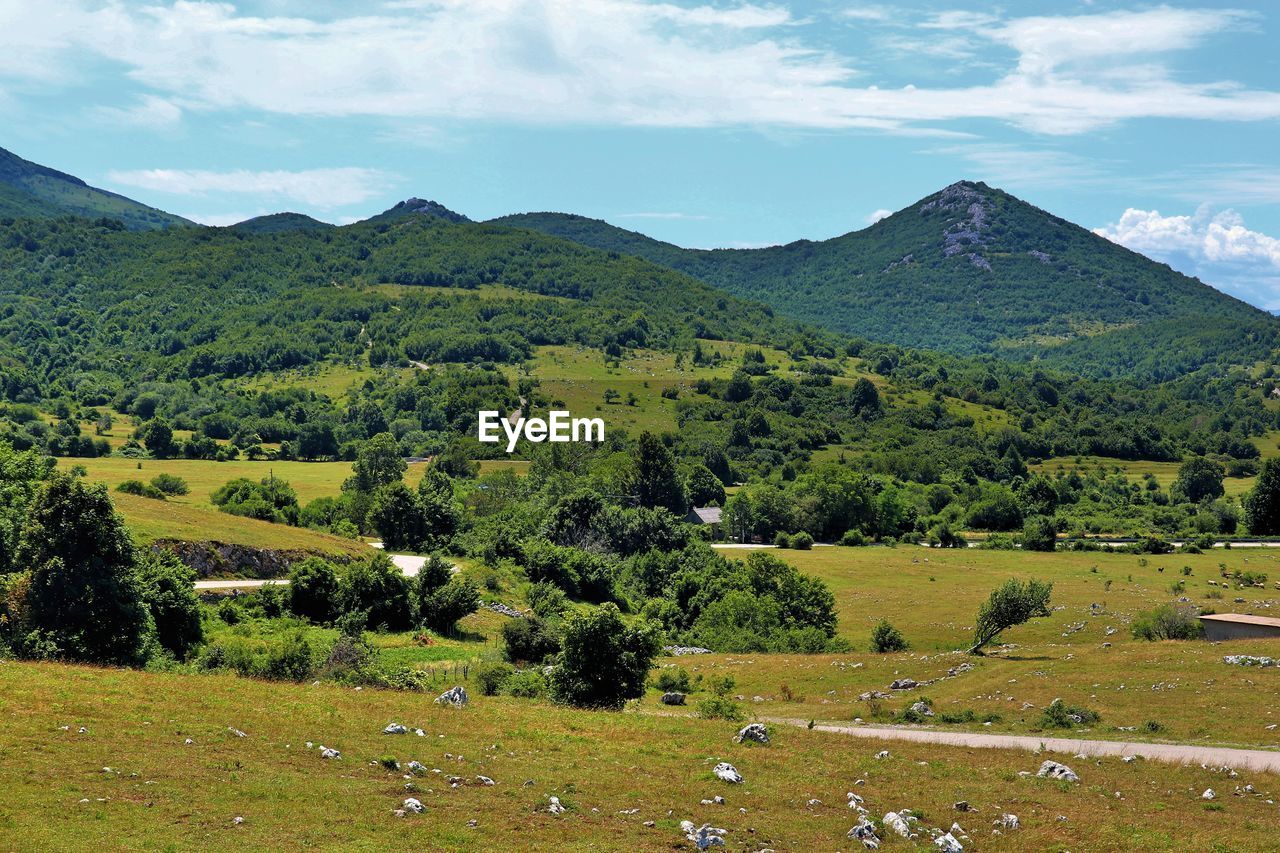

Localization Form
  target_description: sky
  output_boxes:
[2,1,1280,306]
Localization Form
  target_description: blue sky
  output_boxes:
[2,1,1280,305]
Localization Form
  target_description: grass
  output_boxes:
[2,660,1277,851]
[656,543,1280,748]
[1030,455,1257,498]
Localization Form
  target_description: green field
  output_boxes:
[2,660,1276,851]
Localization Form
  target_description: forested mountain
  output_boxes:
[0,145,191,230]
[492,182,1280,381]
[230,212,334,234]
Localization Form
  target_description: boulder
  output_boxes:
[848,816,881,849]
[935,832,963,852]
[734,723,769,744]
[402,798,424,814]
[909,701,934,717]
[547,796,567,814]
[1037,760,1080,783]
[889,678,919,690]
[680,820,727,849]
[1202,788,1216,800]
[713,762,743,784]
[660,692,686,706]
[320,747,341,760]
[435,686,469,707]
[995,813,1019,830]
[882,811,912,838]
[383,723,408,735]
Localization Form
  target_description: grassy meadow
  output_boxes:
[2,660,1278,851]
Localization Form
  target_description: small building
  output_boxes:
[1200,613,1280,642]
[685,506,723,537]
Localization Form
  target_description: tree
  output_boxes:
[338,554,411,631]
[1244,458,1280,535]
[368,482,428,550]
[969,578,1053,655]
[1171,456,1225,504]
[418,578,480,634]
[345,432,405,494]
[548,603,660,709]
[632,432,685,514]
[685,464,726,507]
[288,556,339,623]
[135,417,175,458]
[848,377,882,418]
[136,550,203,660]
[1021,515,1057,552]
[17,474,150,665]
[870,619,908,652]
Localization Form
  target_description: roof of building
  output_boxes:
[687,506,723,524]
[1199,613,1280,628]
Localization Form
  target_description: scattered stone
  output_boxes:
[910,701,934,717]
[485,601,522,618]
[227,728,247,738]
[1037,760,1080,783]
[859,691,893,701]
[713,762,743,784]
[1122,756,1137,763]
[414,728,426,737]
[402,798,424,814]
[435,686,469,706]
[889,679,919,690]
[935,832,963,852]
[664,645,713,656]
[882,811,912,839]
[848,815,881,849]
[184,738,193,745]
[680,820,727,849]
[547,796,567,814]
[383,723,408,735]
[466,819,478,828]
[1224,655,1276,668]
[476,776,495,786]
[660,692,686,706]
[875,750,890,760]
[1202,788,1216,800]
[734,723,769,745]
[953,801,971,812]
[320,747,341,760]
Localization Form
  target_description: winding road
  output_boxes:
[765,717,1280,774]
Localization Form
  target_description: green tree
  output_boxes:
[338,554,411,631]
[345,432,406,494]
[368,482,428,551]
[136,550,203,660]
[1244,458,1280,535]
[135,417,176,458]
[418,578,480,634]
[632,432,686,514]
[969,578,1053,655]
[17,474,150,664]
[685,463,726,506]
[1021,515,1057,552]
[848,377,882,418]
[288,556,339,623]
[1171,456,1225,504]
[548,603,660,709]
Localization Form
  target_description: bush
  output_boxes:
[773,532,792,548]
[259,630,315,681]
[288,557,339,623]
[217,598,242,624]
[969,578,1053,655]
[116,479,166,500]
[526,580,568,618]
[548,603,661,709]
[503,669,548,698]
[475,661,515,696]
[339,555,412,632]
[1021,515,1057,552]
[502,616,561,664]
[1038,698,1100,729]
[869,619,908,653]
[838,529,867,547]
[652,667,693,693]
[791,531,814,550]
[695,696,745,721]
[419,578,481,634]
[1131,604,1203,641]
[149,473,189,496]
[136,550,203,660]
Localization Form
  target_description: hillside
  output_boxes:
[0,145,191,230]
[492,182,1280,380]
[229,212,334,234]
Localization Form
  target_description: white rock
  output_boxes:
[1037,760,1080,783]
[233,816,244,826]
[883,811,911,838]
[875,750,890,760]
[435,685,469,706]
[935,832,963,852]
[383,723,408,735]
[403,798,424,814]
[848,815,881,849]
[547,796,567,814]
[320,747,341,760]
[713,762,743,784]
[227,727,247,738]
[995,813,1020,830]
[683,822,727,849]
[734,723,769,744]
[476,775,495,786]
[1202,788,1216,800]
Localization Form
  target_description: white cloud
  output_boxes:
[91,95,182,129]
[866,208,893,224]
[0,2,1275,136]
[1094,205,1280,308]
[105,167,395,209]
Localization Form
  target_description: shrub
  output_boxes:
[136,550,203,660]
[502,616,561,664]
[1038,698,1100,729]
[773,532,792,548]
[1132,604,1203,641]
[838,529,867,547]
[503,669,548,698]
[969,578,1053,655]
[869,619,908,653]
[259,630,315,681]
[695,696,745,721]
[339,554,412,632]
[418,579,481,635]
[217,598,242,625]
[149,473,189,496]
[652,667,693,693]
[288,557,340,623]
[475,661,515,696]
[526,581,568,618]
[791,531,814,550]
[548,603,661,709]
[1021,515,1057,552]
[116,479,165,500]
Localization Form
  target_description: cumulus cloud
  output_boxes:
[105,167,396,209]
[1094,205,1280,308]
[0,2,1273,136]
[866,208,893,224]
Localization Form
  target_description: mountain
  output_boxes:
[0,145,191,230]
[366,197,470,224]
[230,212,334,234]
[492,182,1279,380]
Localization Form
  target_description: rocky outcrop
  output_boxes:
[153,539,352,580]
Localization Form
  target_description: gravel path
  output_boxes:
[765,717,1280,774]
